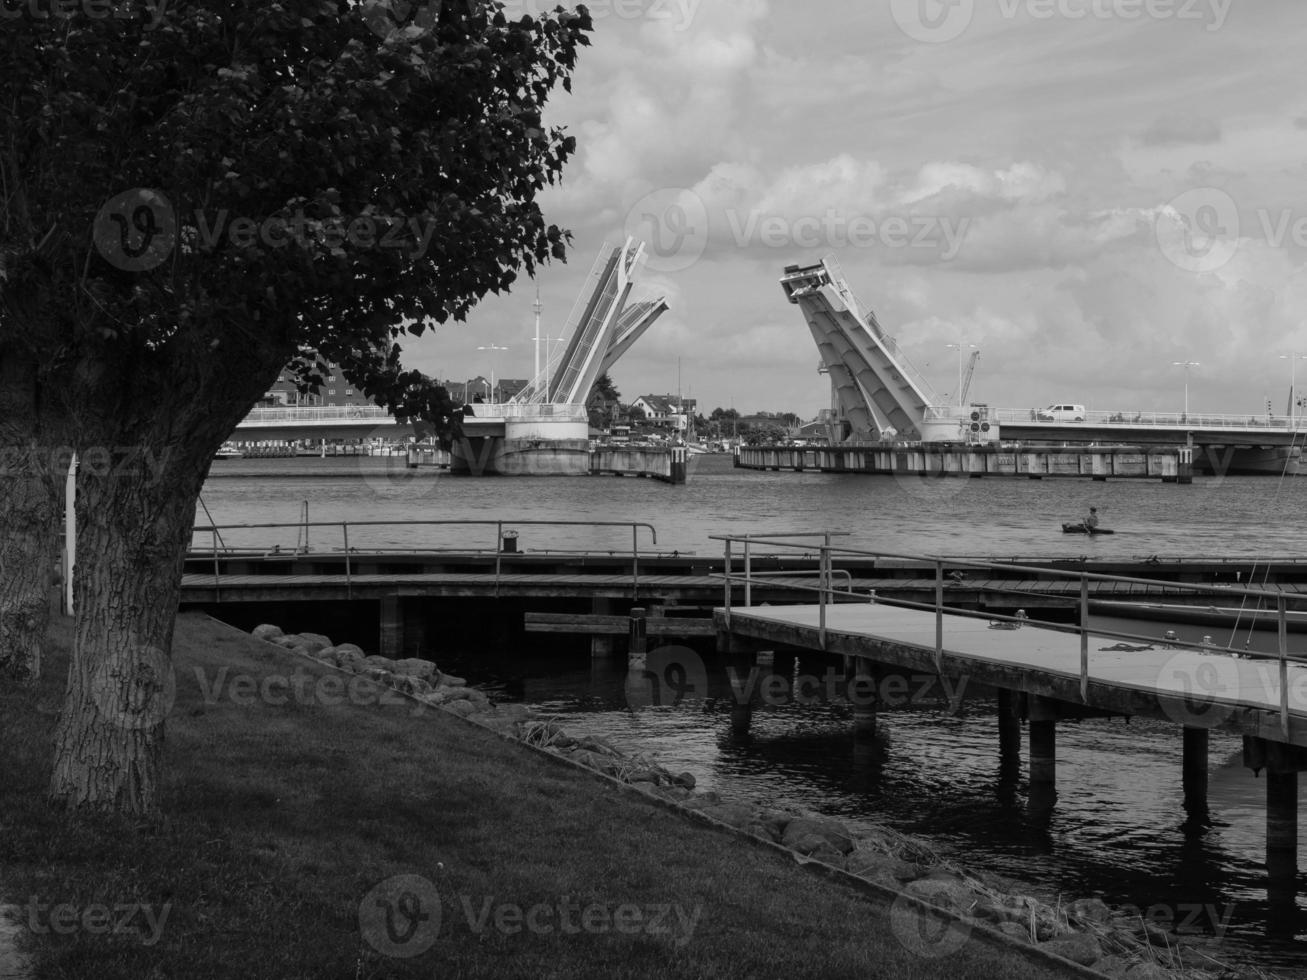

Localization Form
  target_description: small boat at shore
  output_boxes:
[1062,523,1114,535]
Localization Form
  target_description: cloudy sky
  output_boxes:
[408,0,1307,419]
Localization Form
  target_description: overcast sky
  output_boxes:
[406,0,1307,419]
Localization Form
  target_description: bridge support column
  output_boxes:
[379,594,403,660]
[1182,727,1211,831]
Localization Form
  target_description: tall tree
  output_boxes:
[0,0,591,814]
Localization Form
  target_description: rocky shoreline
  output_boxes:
[254,624,1257,980]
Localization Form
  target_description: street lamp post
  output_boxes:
[945,343,977,408]
[1172,360,1199,418]
[1279,353,1307,426]
[477,344,509,403]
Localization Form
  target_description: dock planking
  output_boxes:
[715,601,1307,747]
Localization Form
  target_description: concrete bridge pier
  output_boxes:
[1181,727,1211,831]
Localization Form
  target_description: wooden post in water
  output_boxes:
[591,598,615,659]
[997,688,1021,769]
[379,594,403,659]
[1182,727,1211,830]
[1028,695,1057,786]
[1267,769,1298,893]
[851,659,877,739]
[670,446,687,484]
[627,607,647,672]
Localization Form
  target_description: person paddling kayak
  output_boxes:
[1083,507,1100,531]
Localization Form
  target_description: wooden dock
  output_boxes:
[712,596,1307,902]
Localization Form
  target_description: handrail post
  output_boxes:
[495,520,502,597]
[343,522,352,599]
[211,527,220,601]
[818,546,827,650]
[934,559,944,674]
[1279,594,1290,738]
[744,538,752,608]
[723,538,733,629]
[1080,574,1090,702]
[632,524,640,601]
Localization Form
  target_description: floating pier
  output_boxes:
[736,443,1192,483]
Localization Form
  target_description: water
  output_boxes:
[198,456,1307,974]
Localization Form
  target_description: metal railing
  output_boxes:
[710,532,1307,737]
[190,519,658,599]
[922,404,1307,432]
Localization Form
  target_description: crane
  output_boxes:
[959,349,980,405]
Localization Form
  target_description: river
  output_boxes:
[197,455,1307,974]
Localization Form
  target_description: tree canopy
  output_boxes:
[0,0,593,814]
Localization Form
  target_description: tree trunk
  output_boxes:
[47,450,201,815]
[0,459,61,684]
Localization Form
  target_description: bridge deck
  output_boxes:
[715,603,1307,747]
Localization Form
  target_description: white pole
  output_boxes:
[533,289,542,393]
[64,452,76,615]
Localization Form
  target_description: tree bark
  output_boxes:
[0,457,61,684]
[47,447,201,815]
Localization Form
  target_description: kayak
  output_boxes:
[1062,523,1114,535]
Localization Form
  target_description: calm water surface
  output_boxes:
[198,456,1307,974]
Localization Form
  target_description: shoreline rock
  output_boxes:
[247,624,1257,980]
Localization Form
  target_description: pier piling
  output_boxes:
[1182,727,1211,830]
[1028,695,1057,787]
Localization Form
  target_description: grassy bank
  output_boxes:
[0,613,1086,979]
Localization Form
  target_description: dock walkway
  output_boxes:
[716,602,1307,746]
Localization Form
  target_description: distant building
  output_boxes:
[440,377,528,405]
[263,360,372,407]
[630,394,697,430]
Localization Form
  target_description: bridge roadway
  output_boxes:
[950,406,1306,448]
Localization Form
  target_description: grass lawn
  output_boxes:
[0,612,1089,979]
